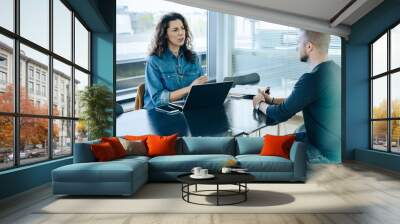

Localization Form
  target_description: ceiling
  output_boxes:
[168,0,384,38]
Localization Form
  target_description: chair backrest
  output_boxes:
[134,83,145,110]
[223,73,260,86]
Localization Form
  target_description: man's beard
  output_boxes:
[300,54,308,62]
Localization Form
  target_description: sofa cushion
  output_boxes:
[101,137,127,158]
[147,134,178,157]
[181,137,235,155]
[149,154,235,172]
[236,155,293,172]
[91,142,118,162]
[235,137,263,155]
[53,158,147,183]
[118,138,147,156]
[260,134,296,159]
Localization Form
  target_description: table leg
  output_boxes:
[217,184,219,206]
[195,184,197,192]
[245,183,247,201]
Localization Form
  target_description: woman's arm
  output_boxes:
[145,59,171,107]
[170,55,207,101]
[170,75,208,101]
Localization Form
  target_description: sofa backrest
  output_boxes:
[235,137,263,155]
[74,139,100,163]
[179,137,235,155]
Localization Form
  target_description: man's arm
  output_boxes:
[271,97,285,105]
[263,74,317,123]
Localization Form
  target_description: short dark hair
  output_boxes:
[300,30,331,53]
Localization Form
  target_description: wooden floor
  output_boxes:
[1,162,400,224]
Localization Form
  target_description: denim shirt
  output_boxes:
[143,49,204,110]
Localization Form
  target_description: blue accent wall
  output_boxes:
[0,158,72,199]
[345,0,400,171]
[92,32,115,135]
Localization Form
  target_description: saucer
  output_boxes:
[190,174,215,179]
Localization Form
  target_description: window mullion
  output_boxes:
[14,0,21,167]
[48,0,54,160]
[71,10,76,154]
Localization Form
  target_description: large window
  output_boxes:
[116,0,207,105]
[0,0,91,171]
[370,23,400,153]
[222,15,341,135]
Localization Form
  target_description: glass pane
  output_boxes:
[53,0,72,60]
[372,77,387,119]
[75,120,88,143]
[74,69,89,118]
[372,121,388,151]
[0,34,14,112]
[372,33,387,76]
[391,120,400,153]
[20,0,49,49]
[391,24,400,70]
[0,116,14,170]
[391,72,400,118]
[0,0,14,31]
[231,16,341,98]
[116,0,207,105]
[53,119,72,158]
[20,44,49,115]
[75,18,89,70]
[53,59,72,117]
[20,117,49,165]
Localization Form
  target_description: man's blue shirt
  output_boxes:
[143,49,204,110]
[265,61,341,162]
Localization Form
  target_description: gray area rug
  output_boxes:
[38,183,362,214]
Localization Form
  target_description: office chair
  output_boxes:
[223,72,260,86]
[134,83,145,110]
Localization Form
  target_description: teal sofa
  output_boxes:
[52,137,306,196]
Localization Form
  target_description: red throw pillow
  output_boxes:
[101,137,127,158]
[91,142,117,161]
[259,134,296,159]
[146,134,178,157]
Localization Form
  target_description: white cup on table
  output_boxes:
[191,167,202,176]
[200,169,208,176]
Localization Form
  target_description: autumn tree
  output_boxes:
[0,84,60,153]
[372,99,400,143]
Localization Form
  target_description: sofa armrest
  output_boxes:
[73,141,99,163]
[289,141,307,181]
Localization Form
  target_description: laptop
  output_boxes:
[169,81,233,111]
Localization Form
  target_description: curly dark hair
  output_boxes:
[149,12,195,63]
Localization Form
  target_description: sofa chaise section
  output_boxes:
[52,142,149,196]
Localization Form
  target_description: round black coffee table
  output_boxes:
[177,173,255,206]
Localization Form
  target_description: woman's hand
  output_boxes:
[190,75,208,86]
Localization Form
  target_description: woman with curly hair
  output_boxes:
[143,12,208,109]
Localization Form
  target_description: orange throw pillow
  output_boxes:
[146,134,178,157]
[124,135,153,141]
[101,137,127,158]
[91,142,117,162]
[259,134,296,159]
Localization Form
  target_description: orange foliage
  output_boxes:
[0,84,60,149]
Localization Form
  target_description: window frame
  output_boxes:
[0,0,92,171]
[369,20,400,154]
